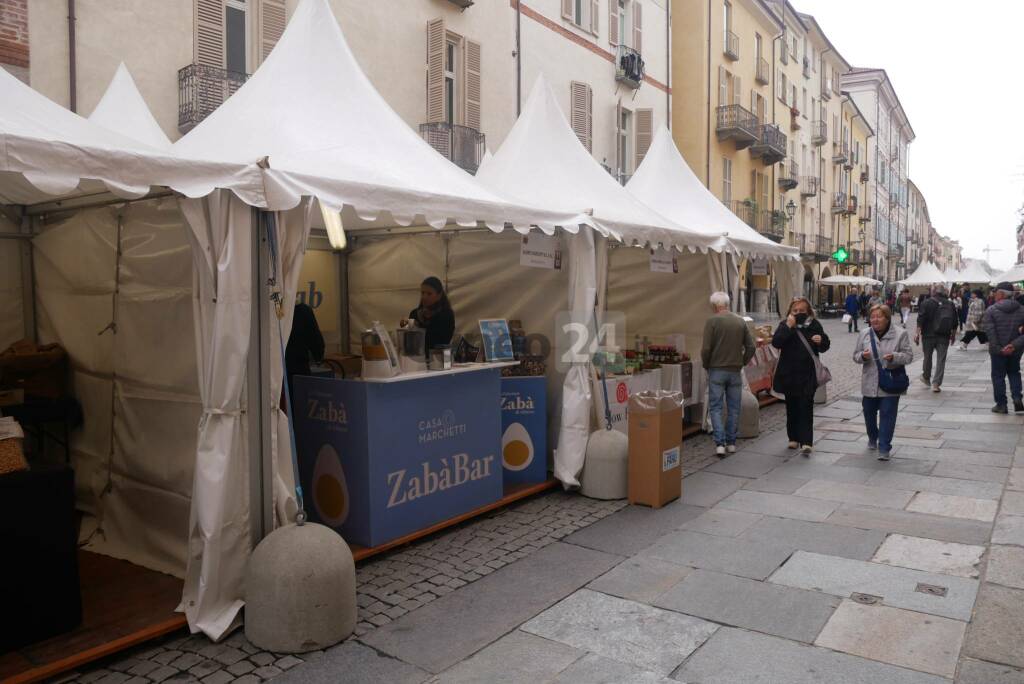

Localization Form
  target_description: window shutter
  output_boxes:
[585,84,593,152]
[570,81,592,152]
[718,66,727,107]
[635,108,653,169]
[590,0,600,34]
[426,18,445,122]
[632,1,642,54]
[732,74,741,107]
[463,39,482,130]
[609,1,619,46]
[562,0,573,20]
[195,0,224,68]
[259,0,286,64]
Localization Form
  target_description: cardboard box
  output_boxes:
[627,391,683,508]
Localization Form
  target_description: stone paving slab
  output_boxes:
[963,584,1024,669]
[956,658,1024,684]
[361,542,620,674]
[673,626,950,684]
[1008,467,1024,491]
[992,515,1024,545]
[704,451,786,479]
[987,545,1024,590]
[906,492,999,522]
[932,413,1024,424]
[768,550,980,621]
[640,530,794,580]
[814,600,966,678]
[771,460,876,484]
[871,534,985,578]
[932,462,1010,484]
[653,569,840,643]
[741,473,809,494]
[678,472,749,507]
[274,642,428,684]
[865,470,1004,500]
[827,505,994,545]
[551,653,675,683]
[679,508,763,537]
[817,421,941,440]
[715,490,839,522]
[819,430,866,442]
[813,439,892,456]
[563,502,705,557]
[793,479,916,509]
[429,630,581,684]
[521,589,718,676]
[831,454,938,475]
[587,556,694,604]
[1001,490,1024,516]
[738,516,885,561]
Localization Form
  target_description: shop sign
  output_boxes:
[519,234,562,270]
[499,377,548,486]
[751,258,769,276]
[649,248,679,273]
[592,369,663,434]
[295,250,340,348]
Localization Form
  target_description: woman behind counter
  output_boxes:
[772,297,830,455]
[409,276,455,354]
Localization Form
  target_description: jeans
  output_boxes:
[863,395,900,453]
[785,395,815,445]
[901,308,911,325]
[847,314,859,332]
[921,336,949,386]
[991,352,1024,407]
[708,368,743,445]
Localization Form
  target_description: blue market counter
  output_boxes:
[293,363,546,549]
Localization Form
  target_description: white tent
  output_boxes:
[955,260,992,285]
[898,261,948,287]
[992,264,1024,285]
[819,275,882,286]
[627,128,799,261]
[943,267,960,284]
[88,63,172,149]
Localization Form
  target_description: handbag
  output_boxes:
[869,329,909,394]
[795,327,832,386]
[842,313,852,324]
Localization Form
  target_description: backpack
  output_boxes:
[932,298,957,336]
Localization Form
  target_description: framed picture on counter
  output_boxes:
[478,319,515,362]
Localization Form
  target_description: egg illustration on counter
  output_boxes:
[501,422,534,471]
[312,443,349,527]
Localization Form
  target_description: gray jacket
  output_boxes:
[853,324,914,398]
[982,299,1024,354]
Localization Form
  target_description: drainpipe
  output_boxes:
[704,0,711,185]
[666,1,671,127]
[515,0,522,116]
[68,0,77,112]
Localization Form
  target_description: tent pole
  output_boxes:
[338,250,350,354]
[20,214,37,342]
[248,208,274,544]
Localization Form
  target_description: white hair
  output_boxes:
[710,291,731,309]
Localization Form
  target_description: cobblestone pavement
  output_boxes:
[64,316,908,684]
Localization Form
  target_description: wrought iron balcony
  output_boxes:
[860,164,870,182]
[832,141,849,164]
[790,108,801,131]
[419,122,486,174]
[811,120,827,146]
[615,45,645,89]
[756,57,770,85]
[178,63,248,133]
[724,30,739,60]
[796,233,833,261]
[888,244,904,258]
[800,176,819,197]
[846,195,859,216]
[859,205,872,223]
[751,124,787,164]
[831,191,847,214]
[731,201,784,242]
[715,104,760,150]
[850,248,862,265]
[778,159,799,191]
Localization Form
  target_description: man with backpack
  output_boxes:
[983,282,1024,413]
[915,284,957,393]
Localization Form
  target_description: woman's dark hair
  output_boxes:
[422,276,452,312]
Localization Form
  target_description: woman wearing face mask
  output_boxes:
[854,304,913,460]
[772,297,830,454]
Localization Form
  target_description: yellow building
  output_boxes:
[836,95,873,279]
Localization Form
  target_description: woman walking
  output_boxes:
[959,290,988,350]
[898,289,912,326]
[854,305,913,461]
[772,297,830,455]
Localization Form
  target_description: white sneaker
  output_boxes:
[932,385,941,393]
[715,445,726,457]
[959,343,967,350]
[801,444,812,456]
[727,444,737,454]
[788,441,798,449]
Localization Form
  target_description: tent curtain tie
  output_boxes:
[203,408,244,417]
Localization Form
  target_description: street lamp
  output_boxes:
[785,200,797,220]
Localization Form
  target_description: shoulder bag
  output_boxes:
[795,327,831,386]
[870,329,909,394]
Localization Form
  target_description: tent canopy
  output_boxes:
[819,275,882,286]
[898,261,947,286]
[173,0,584,233]
[627,128,798,261]
[88,63,172,149]
[992,263,1024,285]
[954,260,992,285]
[475,77,722,253]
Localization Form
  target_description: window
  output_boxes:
[225,0,248,74]
[791,85,797,109]
[723,158,732,204]
[563,0,598,35]
[755,32,762,59]
[444,39,457,124]
[724,1,732,38]
[426,21,481,131]
[618,108,632,179]
[791,35,798,59]
[618,0,627,45]
[802,88,807,118]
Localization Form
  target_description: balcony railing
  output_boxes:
[860,164,870,182]
[810,120,827,146]
[778,159,799,191]
[731,201,784,241]
[847,195,859,215]
[831,192,847,214]
[859,205,872,223]
[178,63,248,133]
[750,124,787,164]
[797,233,833,261]
[724,30,739,60]
[419,122,486,173]
[800,176,819,197]
[790,108,801,131]
[832,141,849,164]
[888,244,904,258]
[715,104,760,150]
[615,45,645,89]
[756,57,770,85]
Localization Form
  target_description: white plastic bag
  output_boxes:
[842,313,852,324]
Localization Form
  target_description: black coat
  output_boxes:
[409,305,455,354]
[771,318,830,397]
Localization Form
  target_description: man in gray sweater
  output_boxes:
[701,292,757,457]
[983,282,1024,413]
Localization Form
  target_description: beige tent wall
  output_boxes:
[33,199,200,578]
[0,215,24,349]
